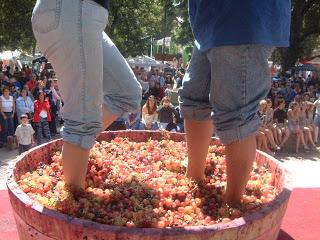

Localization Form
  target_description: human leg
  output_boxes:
[179,47,213,181]
[32,0,108,189]
[101,32,142,129]
[206,45,273,206]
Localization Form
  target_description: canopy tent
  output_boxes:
[292,64,319,72]
[306,57,320,65]
[127,55,168,68]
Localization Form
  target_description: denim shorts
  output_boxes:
[31,0,142,149]
[179,45,273,145]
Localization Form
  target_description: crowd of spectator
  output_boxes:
[1,58,320,156]
[257,74,320,154]
[0,62,62,151]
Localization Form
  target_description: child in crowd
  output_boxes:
[15,114,35,154]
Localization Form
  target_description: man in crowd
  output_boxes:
[179,0,291,207]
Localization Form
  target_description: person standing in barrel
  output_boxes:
[179,0,291,207]
[31,0,142,189]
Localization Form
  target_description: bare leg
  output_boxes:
[102,106,118,130]
[62,142,90,189]
[264,129,278,149]
[277,127,282,145]
[304,128,316,147]
[279,128,290,148]
[62,107,117,190]
[224,135,256,207]
[185,119,214,181]
[256,133,262,150]
[295,132,300,153]
[314,126,319,143]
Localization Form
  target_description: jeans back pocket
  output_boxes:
[31,0,62,34]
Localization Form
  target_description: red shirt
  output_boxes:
[27,80,37,90]
[33,100,51,123]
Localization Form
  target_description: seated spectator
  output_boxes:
[258,100,280,151]
[287,102,308,153]
[299,101,316,148]
[273,98,290,148]
[256,130,272,154]
[33,91,52,145]
[16,88,34,123]
[141,95,158,130]
[314,97,320,141]
[306,101,318,144]
[157,96,179,132]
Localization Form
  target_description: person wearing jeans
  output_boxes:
[31,0,142,189]
[0,87,15,146]
[33,91,52,145]
[179,0,291,207]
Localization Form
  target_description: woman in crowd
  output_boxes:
[0,86,15,147]
[141,95,158,130]
[306,101,319,144]
[157,96,179,132]
[287,102,309,153]
[33,91,51,145]
[16,88,34,122]
[265,98,281,145]
[314,98,320,142]
[299,101,317,148]
[258,100,280,151]
[32,80,45,100]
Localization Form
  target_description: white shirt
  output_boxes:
[15,124,35,145]
[1,95,14,112]
[39,109,48,118]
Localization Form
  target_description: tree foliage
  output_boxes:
[0,0,36,51]
[275,0,320,72]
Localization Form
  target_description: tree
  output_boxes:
[276,0,320,73]
[0,0,36,51]
[107,0,169,57]
[172,0,193,47]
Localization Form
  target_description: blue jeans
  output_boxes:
[0,112,14,144]
[31,0,142,149]
[34,118,51,145]
[179,45,273,145]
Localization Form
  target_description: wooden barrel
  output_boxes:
[7,131,291,240]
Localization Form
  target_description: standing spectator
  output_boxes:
[0,87,15,147]
[4,66,12,78]
[15,114,35,154]
[33,91,52,145]
[16,88,34,123]
[141,95,158,130]
[27,73,38,91]
[44,80,58,135]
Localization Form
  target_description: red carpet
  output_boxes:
[0,188,319,240]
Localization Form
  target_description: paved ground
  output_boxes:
[1,140,320,190]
